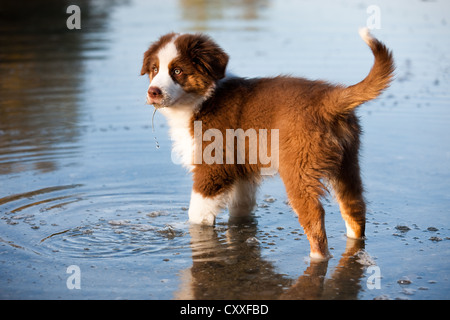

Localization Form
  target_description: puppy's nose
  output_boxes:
[148,86,162,97]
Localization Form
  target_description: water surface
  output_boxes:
[0,0,449,299]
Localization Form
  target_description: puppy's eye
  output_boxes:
[173,68,182,75]
[153,67,158,73]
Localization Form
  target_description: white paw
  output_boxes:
[188,190,227,226]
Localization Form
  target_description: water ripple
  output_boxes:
[0,183,190,260]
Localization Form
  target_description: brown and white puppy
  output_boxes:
[140,29,394,259]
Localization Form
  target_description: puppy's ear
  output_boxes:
[182,34,229,80]
[140,48,151,75]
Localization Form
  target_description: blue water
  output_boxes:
[0,0,449,299]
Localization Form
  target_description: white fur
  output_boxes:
[158,76,233,169]
[147,38,185,106]
[188,190,229,226]
[345,221,359,239]
[358,27,372,45]
[159,106,195,170]
[150,38,219,170]
[310,251,330,260]
[188,179,259,226]
[147,36,215,108]
[148,45,258,226]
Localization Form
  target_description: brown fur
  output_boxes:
[140,33,177,76]
[141,33,229,95]
[141,31,394,259]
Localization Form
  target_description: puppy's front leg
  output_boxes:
[188,189,228,226]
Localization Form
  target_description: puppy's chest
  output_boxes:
[170,125,194,169]
[161,108,195,170]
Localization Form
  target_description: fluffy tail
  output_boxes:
[327,28,395,115]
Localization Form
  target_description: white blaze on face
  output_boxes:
[148,38,185,107]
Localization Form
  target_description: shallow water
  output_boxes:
[0,0,449,300]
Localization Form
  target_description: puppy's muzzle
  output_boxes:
[147,86,163,105]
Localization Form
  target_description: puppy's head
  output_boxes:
[141,33,229,109]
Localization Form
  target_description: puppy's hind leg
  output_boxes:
[281,170,331,260]
[333,147,366,239]
[292,196,331,260]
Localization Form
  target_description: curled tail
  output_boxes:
[327,28,395,115]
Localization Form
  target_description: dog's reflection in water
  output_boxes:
[175,219,369,300]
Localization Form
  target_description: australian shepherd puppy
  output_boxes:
[141,29,394,260]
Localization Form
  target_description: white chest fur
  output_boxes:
[160,106,195,170]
